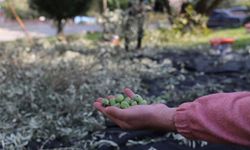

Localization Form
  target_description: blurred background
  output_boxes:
[0,0,250,149]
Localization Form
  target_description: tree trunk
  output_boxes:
[162,0,174,24]
[57,19,64,36]
[154,0,171,14]
[136,1,144,49]
[103,0,108,12]
[162,0,172,15]
[125,36,130,51]
[136,32,143,49]
[195,0,224,15]
[137,21,144,49]
[194,0,208,14]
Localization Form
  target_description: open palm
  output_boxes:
[94,88,176,131]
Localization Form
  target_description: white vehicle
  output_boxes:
[74,16,96,24]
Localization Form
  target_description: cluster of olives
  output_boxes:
[102,94,147,109]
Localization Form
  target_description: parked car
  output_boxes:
[207,7,250,28]
[74,16,96,24]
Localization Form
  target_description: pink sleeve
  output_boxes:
[174,92,250,146]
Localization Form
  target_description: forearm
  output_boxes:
[158,107,177,131]
[174,92,250,146]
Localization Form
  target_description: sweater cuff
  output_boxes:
[174,103,195,139]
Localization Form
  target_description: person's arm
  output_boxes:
[175,92,250,146]
[94,89,250,146]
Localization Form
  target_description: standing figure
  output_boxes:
[123,0,145,51]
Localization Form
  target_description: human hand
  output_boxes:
[94,88,176,131]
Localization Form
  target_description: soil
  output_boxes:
[22,50,250,149]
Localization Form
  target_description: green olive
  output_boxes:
[110,99,116,106]
[102,98,109,106]
[131,101,138,106]
[124,97,131,101]
[116,94,124,103]
[120,101,130,109]
[128,99,135,105]
[102,93,148,108]
[114,103,121,108]
[139,100,147,105]
[132,94,143,102]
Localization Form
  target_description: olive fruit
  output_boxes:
[121,101,130,109]
[132,94,143,102]
[116,94,124,103]
[114,103,121,108]
[131,101,138,106]
[110,99,116,106]
[100,93,148,109]
[124,97,131,101]
[102,98,109,106]
[139,100,147,105]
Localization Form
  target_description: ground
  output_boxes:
[0,36,250,149]
[144,27,250,49]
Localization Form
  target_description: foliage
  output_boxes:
[2,0,38,20]
[29,0,90,20]
[84,32,102,42]
[108,0,129,11]
[173,5,208,34]
[0,39,141,149]
[172,5,209,35]
[145,4,209,48]
[99,9,124,41]
[144,6,210,47]
[29,0,91,35]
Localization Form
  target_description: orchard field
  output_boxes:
[1,0,250,149]
[0,36,250,149]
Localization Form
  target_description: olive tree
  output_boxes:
[29,0,91,35]
[157,0,225,16]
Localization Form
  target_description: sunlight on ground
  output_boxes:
[144,28,250,49]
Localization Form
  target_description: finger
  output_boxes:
[94,102,123,121]
[124,88,135,98]
[96,97,103,103]
[107,95,115,100]
[93,102,106,114]
[94,103,131,128]
[94,102,118,119]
